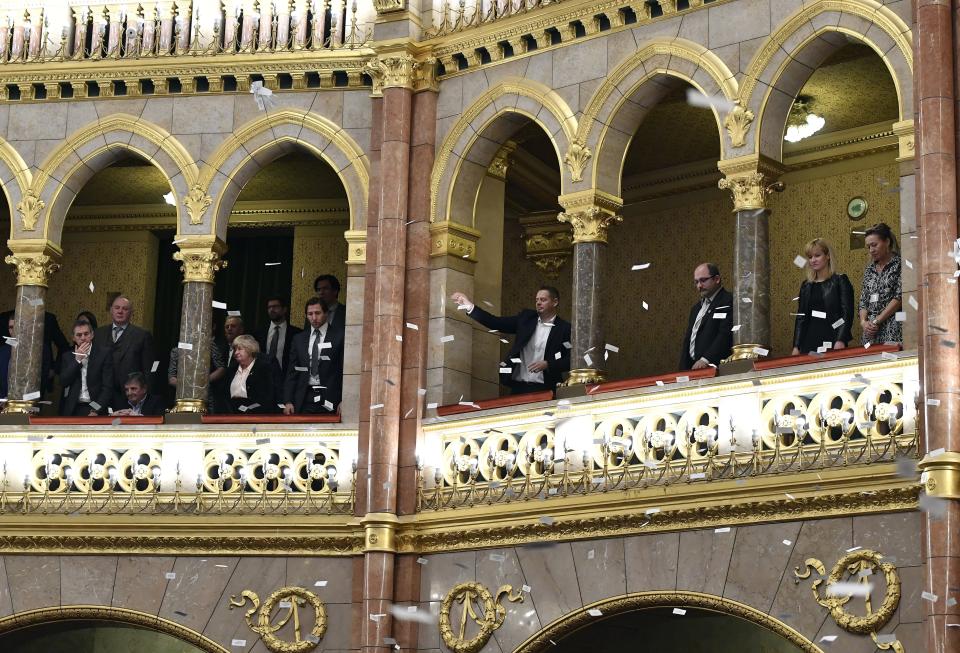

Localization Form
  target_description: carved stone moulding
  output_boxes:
[430,220,480,262]
[519,211,573,280]
[5,239,63,287]
[172,235,228,284]
[717,154,786,212]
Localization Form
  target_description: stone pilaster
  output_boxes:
[170,237,227,414]
[557,189,623,386]
[2,241,61,415]
[717,155,784,361]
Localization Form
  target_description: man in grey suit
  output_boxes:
[60,319,114,416]
[95,295,156,407]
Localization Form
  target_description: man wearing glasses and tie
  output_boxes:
[679,263,733,371]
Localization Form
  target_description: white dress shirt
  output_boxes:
[231,360,255,399]
[515,318,554,384]
[267,322,289,365]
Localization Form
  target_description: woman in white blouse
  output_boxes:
[226,335,278,414]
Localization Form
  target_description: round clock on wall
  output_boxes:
[847,196,868,220]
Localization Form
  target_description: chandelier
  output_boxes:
[784,95,825,143]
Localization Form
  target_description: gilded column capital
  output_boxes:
[344,229,367,266]
[717,155,785,212]
[430,220,480,262]
[488,141,517,180]
[172,237,228,284]
[5,240,62,287]
[363,53,421,95]
[361,512,398,553]
[557,189,623,244]
[520,212,572,279]
[918,451,960,499]
[372,0,405,14]
[892,119,915,162]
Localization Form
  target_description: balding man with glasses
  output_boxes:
[679,262,733,371]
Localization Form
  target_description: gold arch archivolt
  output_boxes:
[578,37,738,195]
[202,108,370,238]
[431,77,577,226]
[0,137,32,222]
[27,113,199,244]
[0,605,229,653]
[741,0,912,161]
[512,591,822,653]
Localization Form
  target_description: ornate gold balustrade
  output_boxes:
[0,426,358,516]
[418,352,919,511]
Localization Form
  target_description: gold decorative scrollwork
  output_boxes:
[794,549,901,652]
[229,587,327,653]
[439,582,523,653]
[184,183,213,225]
[16,190,45,231]
[172,248,227,284]
[363,54,419,94]
[556,207,622,244]
[5,252,60,287]
[563,138,592,182]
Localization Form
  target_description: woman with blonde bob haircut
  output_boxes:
[225,334,279,414]
[791,238,854,355]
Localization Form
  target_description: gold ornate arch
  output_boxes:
[0,605,229,653]
[512,591,823,653]
[578,37,738,192]
[0,137,32,203]
[30,113,199,242]
[430,77,577,225]
[741,0,912,159]
[203,108,370,235]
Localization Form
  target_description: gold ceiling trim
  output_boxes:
[0,605,230,653]
[513,591,823,653]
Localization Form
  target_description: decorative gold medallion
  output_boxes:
[794,549,901,652]
[439,582,523,653]
[229,586,327,653]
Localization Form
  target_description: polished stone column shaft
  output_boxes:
[733,207,770,351]
[7,285,46,408]
[570,241,604,372]
[174,280,214,411]
[915,2,960,652]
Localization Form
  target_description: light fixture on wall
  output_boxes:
[784,95,825,143]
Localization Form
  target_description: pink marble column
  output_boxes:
[916,2,960,653]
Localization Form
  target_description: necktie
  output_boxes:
[689,298,710,359]
[113,325,122,343]
[310,329,321,377]
[268,325,280,360]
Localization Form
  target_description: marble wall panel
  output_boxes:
[60,556,117,607]
[4,556,61,613]
[112,556,176,614]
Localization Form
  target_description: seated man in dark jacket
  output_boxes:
[451,286,571,394]
[112,372,166,416]
[60,319,113,416]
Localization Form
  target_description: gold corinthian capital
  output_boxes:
[557,189,623,244]
[4,241,62,287]
[717,155,785,212]
[172,237,228,284]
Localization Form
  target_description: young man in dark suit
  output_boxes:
[679,262,734,370]
[451,286,571,394]
[94,296,156,407]
[255,296,301,380]
[284,298,343,414]
[60,319,114,416]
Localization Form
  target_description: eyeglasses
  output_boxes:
[694,275,718,285]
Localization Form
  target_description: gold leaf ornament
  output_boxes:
[229,586,327,653]
[563,139,592,182]
[723,100,755,148]
[439,582,523,653]
[184,184,213,225]
[16,190,45,232]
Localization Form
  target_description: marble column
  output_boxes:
[717,156,783,360]
[914,2,960,652]
[358,53,419,653]
[557,190,622,385]
[171,238,226,414]
[2,242,61,415]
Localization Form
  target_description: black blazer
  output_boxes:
[95,323,156,403]
[793,273,854,349]
[112,393,166,416]
[225,353,279,414]
[255,322,302,379]
[679,287,734,370]
[466,307,571,389]
[60,341,113,415]
[284,327,344,412]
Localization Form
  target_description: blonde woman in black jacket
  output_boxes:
[792,238,854,355]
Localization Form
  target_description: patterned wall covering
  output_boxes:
[44,234,160,335]
[500,155,900,381]
[290,226,348,320]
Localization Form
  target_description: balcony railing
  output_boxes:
[418,350,919,511]
[0,0,369,66]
